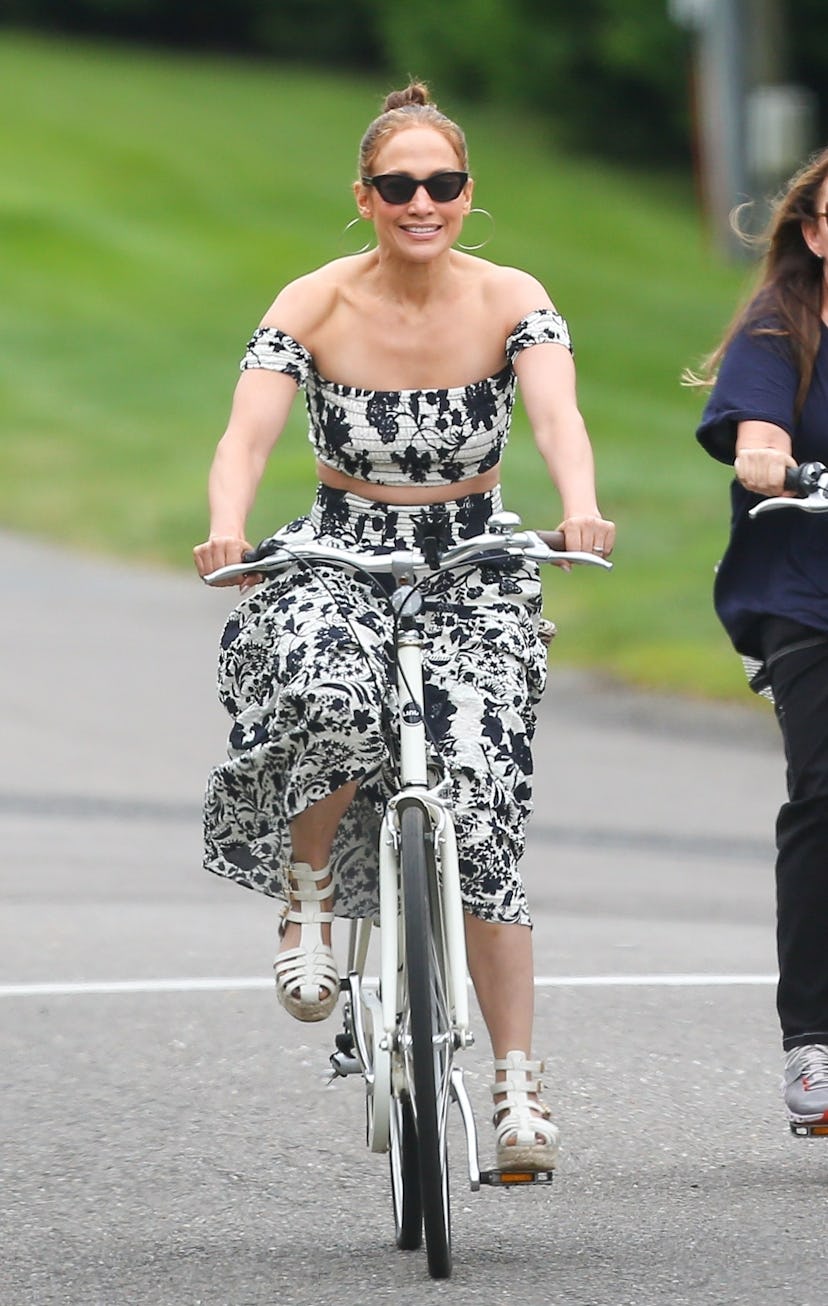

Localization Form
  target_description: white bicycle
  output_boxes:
[205,510,610,1279]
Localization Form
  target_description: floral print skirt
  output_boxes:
[203,484,548,926]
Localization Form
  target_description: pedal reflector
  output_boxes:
[479,1168,554,1186]
[790,1122,828,1137]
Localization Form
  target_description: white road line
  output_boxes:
[537,973,777,987]
[0,977,272,997]
[0,973,778,998]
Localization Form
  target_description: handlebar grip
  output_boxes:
[535,529,566,551]
[784,462,827,496]
[242,541,280,565]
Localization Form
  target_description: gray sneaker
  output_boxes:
[784,1044,828,1133]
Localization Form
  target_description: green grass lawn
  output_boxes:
[0,31,761,699]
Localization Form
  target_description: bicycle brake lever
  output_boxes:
[541,549,613,568]
[749,492,828,517]
[202,561,260,585]
[521,532,612,568]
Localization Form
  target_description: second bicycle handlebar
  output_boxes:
[784,461,828,496]
[750,461,828,518]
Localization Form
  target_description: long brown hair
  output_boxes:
[686,147,828,415]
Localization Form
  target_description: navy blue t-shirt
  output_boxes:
[696,320,828,658]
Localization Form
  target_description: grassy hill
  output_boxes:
[0,31,759,698]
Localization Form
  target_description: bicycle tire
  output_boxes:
[399,801,452,1280]
[389,1094,422,1250]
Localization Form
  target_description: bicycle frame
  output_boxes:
[367,568,471,1140]
[381,566,469,1038]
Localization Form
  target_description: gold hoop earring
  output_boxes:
[340,215,374,255]
[456,207,495,252]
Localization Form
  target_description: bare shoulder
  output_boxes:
[476,261,559,330]
[258,258,357,341]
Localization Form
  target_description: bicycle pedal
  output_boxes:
[478,1168,555,1187]
[790,1121,828,1138]
[328,1049,361,1079]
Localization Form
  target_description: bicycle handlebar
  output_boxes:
[750,461,828,518]
[202,513,612,587]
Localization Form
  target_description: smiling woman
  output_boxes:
[345,89,474,294]
[192,79,614,1174]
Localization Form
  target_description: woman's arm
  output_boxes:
[192,368,299,582]
[514,343,615,556]
[733,420,797,495]
[193,272,337,583]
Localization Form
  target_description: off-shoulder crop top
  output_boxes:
[239,308,572,487]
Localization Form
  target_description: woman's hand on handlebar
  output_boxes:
[556,513,616,563]
[733,447,798,496]
[193,535,259,590]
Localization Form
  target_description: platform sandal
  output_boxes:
[492,1050,560,1171]
[273,861,340,1023]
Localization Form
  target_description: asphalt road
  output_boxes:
[2,531,825,1306]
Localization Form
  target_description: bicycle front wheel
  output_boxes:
[399,800,452,1280]
[389,1093,422,1250]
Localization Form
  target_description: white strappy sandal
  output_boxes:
[273,861,340,1022]
[492,1050,560,1171]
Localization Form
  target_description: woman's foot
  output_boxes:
[492,1050,560,1171]
[273,861,340,1022]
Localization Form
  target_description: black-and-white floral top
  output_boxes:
[239,308,571,487]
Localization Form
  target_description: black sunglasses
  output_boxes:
[361,170,469,205]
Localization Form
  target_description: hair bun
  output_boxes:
[359,81,467,176]
[382,82,432,113]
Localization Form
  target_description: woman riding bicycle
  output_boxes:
[692,147,828,1132]
[193,81,614,1171]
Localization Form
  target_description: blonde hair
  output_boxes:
[684,147,828,415]
[358,81,468,178]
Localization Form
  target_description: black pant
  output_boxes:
[760,618,828,1050]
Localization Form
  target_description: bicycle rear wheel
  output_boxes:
[399,800,452,1280]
